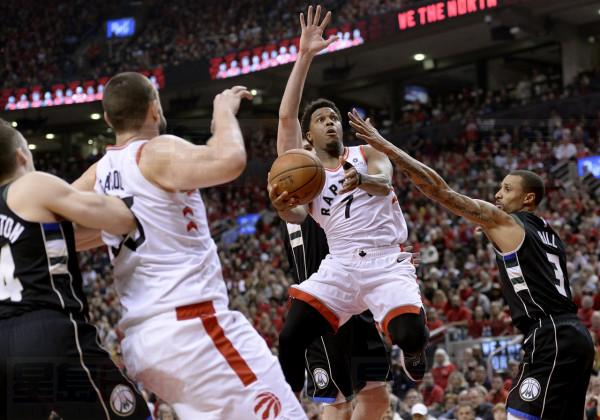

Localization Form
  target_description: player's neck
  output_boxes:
[315,145,345,168]
[115,127,159,146]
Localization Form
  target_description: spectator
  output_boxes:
[579,295,595,328]
[468,306,491,339]
[446,294,472,326]
[420,372,445,408]
[486,376,508,405]
[472,366,491,391]
[447,371,469,395]
[492,403,506,420]
[431,348,456,390]
[467,387,493,420]
[411,402,437,420]
[455,403,480,420]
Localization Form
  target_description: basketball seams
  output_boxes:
[272,167,320,196]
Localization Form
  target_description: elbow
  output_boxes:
[226,149,247,180]
[278,114,296,124]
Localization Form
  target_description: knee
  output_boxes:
[387,310,428,353]
[357,385,390,413]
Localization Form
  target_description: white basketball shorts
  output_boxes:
[289,244,423,336]
[121,301,307,420]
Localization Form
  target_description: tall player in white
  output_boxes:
[270,6,430,404]
[74,74,306,420]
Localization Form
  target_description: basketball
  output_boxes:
[268,149,325,205]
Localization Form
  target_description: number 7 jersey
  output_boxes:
[95,140,227,330]
[309,146,408,255]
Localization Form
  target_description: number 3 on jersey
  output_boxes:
[546,252,567,298]
[0,244,23,302]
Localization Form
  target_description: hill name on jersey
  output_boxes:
[537,231,557,249]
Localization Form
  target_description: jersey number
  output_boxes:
[341,194,354,219]
[0,244,23,302]
[111,197,147,258]
[546,253,567,298]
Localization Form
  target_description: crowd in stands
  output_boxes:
[1,0,417,91]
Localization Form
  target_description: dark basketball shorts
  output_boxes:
[506,314,594,420]
[0,309,150,420]
[304,311,390,404]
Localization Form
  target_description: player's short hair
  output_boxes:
[103,72,157,133]
[0,119,22,181]
[510,169,545,206]
[300,98,342,139]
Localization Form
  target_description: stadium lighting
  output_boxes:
[45,133,55,140]
[88,139,94,145]
[413,53,426,61]
[10,121,17,128]
[250,89,258,96]
[90,113,101,120]
[28,144,37,150]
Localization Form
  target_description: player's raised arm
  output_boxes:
[139,86,252,191]
[347,109,524,252]
[277,5,338,155]
[8,171,135,235]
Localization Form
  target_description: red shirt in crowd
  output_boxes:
[487,388,509,405]
[468,318,490,338]
[578,307,594,328]
[446,305,472,323]
[431,363,456,390]
[421,384,445,406]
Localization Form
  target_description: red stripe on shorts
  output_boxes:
[176,301,257,386]
[381,305,421,337]
[289,288,339,332]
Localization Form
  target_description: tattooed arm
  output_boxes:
[347,109,524,253]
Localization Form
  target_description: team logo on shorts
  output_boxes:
[519,377,541,402]
[313,368,329,389]
[109,384,136,417]
[253,392,281,420]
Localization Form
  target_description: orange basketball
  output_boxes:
[268,149,325,205]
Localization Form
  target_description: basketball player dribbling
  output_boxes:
[74,75,306,419]
[348,109,594,420]
[0,120,151,420]
[269,6,430,403]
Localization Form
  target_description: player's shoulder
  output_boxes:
[512,211,542,227]
[141,134,191,158]
[13,171,61,189]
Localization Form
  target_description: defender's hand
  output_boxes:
[348,108,394,155]
[339,157,361,194]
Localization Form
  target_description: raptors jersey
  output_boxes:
[309,146,407,255]
[95,140,227,329]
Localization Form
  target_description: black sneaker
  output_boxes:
[400,349,427,382]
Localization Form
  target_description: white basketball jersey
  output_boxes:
[95,140,227,329]
[309,146,408,255]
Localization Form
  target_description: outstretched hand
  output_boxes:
[347,108,394,155]
[299,5,339,57]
